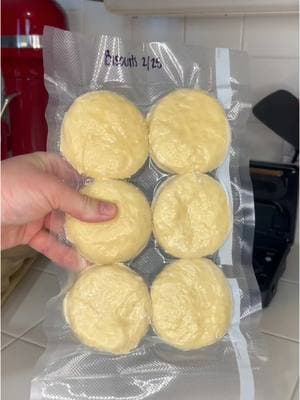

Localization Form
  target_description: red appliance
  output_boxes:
[1,0,68,158]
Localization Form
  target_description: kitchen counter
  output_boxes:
[1,247,299,400]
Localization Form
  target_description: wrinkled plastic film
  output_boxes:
[30,27,265,400]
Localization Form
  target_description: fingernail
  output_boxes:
[98,201,117,219]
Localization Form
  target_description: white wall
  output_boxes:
[58,0,299,163]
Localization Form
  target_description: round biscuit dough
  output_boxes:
[64,264,151,354]
[65,180,152,264]
[153,173,232,258]
[148,89,230,174]
[61,91,148,179]
[151,258,232,350]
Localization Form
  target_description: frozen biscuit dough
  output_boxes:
[153,173,232,258]
[61,91,148,179]
[148,89,230,174]
[65,180,152,265]
[64,264,152,354]
[151,258,232,350]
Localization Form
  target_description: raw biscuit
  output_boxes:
[152,173,232,258]
[65,180,152,264]
[148,89,230,174]
[151,258,232,350]
[64,264,151,354]
[61,91,148,179]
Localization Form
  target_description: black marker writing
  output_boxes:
[104,49,162,71]
[142,56,162,71]
[105,49,138,68]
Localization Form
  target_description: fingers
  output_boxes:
[1,224,27,249]
[31,152,82,188]
[69,192,118,222]
[44,174,118,223]
[1,220,43,250]
[32,152,118,222]
[44,211,65,236]
[28,228,87,271]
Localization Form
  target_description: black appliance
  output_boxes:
[250,160,298,307]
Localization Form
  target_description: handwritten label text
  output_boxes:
[104,50,162,71]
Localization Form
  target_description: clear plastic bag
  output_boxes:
[30,26,267,400]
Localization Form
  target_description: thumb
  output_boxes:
[47,176,117,222]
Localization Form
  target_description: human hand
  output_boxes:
[1,152,117,270]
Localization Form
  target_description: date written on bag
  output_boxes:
[105,49,162,70]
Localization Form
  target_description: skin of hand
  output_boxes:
[1,152,117,270]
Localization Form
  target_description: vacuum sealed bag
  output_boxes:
[30,26,268,400]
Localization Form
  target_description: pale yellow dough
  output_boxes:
[64,264,151,354]
[148,89,230,174]
[153,173,232,258]
[61,91,148,179]
[65,180,152,264]
[151,258,232,350]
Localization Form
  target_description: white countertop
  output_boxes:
[1,247,299,400]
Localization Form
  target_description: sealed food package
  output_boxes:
[30,26,268,400]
